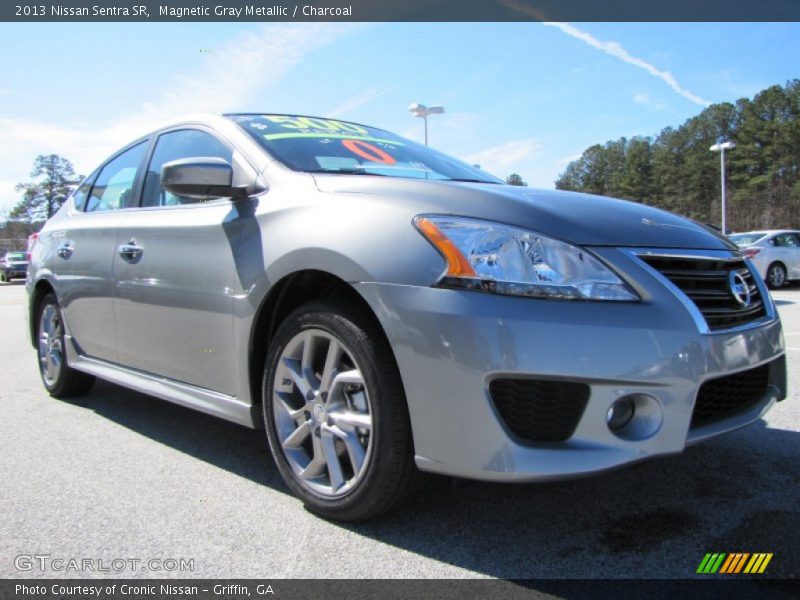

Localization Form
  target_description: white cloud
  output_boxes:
[0,23,361,213]
[498,1,710,107]
[555,154,582,167]
[0,181,19,216]
[465,139,543,176]
[399,112,479,147]
[327,87,398,119]
[326,69,436,118]
[542,22,711,107]
[632,92,667,111]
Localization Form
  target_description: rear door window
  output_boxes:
[774,233,800,248]
[71,169,99,212]
[85,142,147,213]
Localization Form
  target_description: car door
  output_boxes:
[772,232,800,279]
[56,141,148,363]
[776,232,800,279]
[112,128,242,395]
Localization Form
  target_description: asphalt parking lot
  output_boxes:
[1,280,798,579]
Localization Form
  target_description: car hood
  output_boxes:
[313,175,735,250]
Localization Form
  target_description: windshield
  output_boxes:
[5,252,25,261]
[227,114,502,184]
[728,232,767,247]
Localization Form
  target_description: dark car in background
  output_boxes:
[1,251,29,282]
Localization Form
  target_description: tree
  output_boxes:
[555,79,800,230]
[506,173,527,186]
[12,154,81,222]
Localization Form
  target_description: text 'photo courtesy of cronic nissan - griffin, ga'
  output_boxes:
[26,114,786,521]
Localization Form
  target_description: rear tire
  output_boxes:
[262,298,419,521]
[36,293,95,398]
[766,262,786,289]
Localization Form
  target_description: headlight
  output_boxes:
[414,215,638,302]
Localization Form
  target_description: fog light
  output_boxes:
[606,398,635,430]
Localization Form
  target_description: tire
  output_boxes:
[766,262,786,289]
[262,298,419,521]
[36,293,95,398]
[0,272,6,283]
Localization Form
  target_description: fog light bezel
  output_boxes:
[606,393,663,441]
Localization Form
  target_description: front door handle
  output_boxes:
[118,239,144,262]
[57,242,73,259]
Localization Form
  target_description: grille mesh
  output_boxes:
[639,254,767,331]
[691,364,770,428]
[489,379,590,443]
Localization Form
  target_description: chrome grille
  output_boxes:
[639,254,767,331]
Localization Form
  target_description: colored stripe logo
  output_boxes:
[697,553,773,574]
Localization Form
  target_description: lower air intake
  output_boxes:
[489,378,590,443]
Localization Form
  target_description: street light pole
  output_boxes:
[710,140,736,235]
[408,103,445,146]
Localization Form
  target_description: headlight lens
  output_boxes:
[415,216,638,301]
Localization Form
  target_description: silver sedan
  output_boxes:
[729,229,800,289]
[27,114,787,520]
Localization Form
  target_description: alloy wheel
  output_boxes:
[38,304,64,387]
[272,328,373,498]
[769,265,786,288]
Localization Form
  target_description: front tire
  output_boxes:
[36,293,95,398]
[263,299,419,521]
[766,262,786,289]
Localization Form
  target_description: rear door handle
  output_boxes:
[118,240,144,262]
[57,242,73,259]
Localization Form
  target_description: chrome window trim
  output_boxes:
[621,247,777,335]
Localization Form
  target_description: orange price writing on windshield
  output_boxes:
[341,139,396,164]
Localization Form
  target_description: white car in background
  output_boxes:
[729,230,800,289]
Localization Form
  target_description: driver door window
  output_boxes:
[142,129,232,207]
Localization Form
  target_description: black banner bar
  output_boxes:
[3,0,800,23]
[2,579,800,600]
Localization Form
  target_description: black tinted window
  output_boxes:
[142,129,232,207]
[86,143,146,213]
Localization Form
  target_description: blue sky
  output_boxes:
[1,21,799,213]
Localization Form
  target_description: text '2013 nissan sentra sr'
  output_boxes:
[28,114,786,520]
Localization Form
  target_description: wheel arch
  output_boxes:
[28,278,57,348]
[767,260,787,271]
[766,260,788,287]
[247,269,402,415]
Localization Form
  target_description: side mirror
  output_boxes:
[161,157,249,200]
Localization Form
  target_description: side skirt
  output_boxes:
[65,334,257,428]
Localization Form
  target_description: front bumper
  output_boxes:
[354,248,786,482]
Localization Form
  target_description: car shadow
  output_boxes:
[71,381,800,578]
[67,379,284,491]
